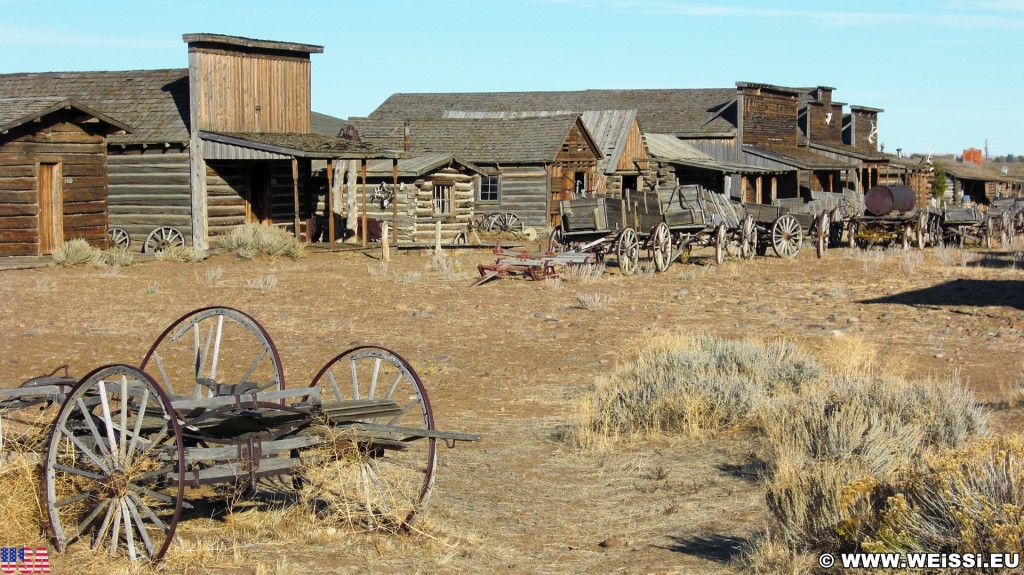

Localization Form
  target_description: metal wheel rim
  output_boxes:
[44,364,184,562]
[107,228,131,250]
[714,224,726,265]
[306,346,436,530]
[616,228,639,275]
[772,215,802,259]
[143,227,184,254]
[140,306,285,401]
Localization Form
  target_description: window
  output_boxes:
[433,183,453,216]
[478,175,500,203]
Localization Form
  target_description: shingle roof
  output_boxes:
[348,115,599,164]
[311,111,347,137]
[364,153,483,177]
[0,96,132,134]
[370,88,737,135]
[809,142,889,162]
[439,109,637,174]
[0,69,190,145]
[934,158,1014,182]
[201,131,397,159]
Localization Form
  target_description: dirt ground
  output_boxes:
[1,240,1022,574]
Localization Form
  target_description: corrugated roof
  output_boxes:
[364,153,483,177]
[370,88,737,135]
[645,133,786,174]
[0,96,132,134]
[348,115,599,164]
[440,109,636,174]
[0,69,190,145]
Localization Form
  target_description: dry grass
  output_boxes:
[560,262,605,284]
[219,223,306,260]
[898,250,923,274]
[195,265,225,287]
[98,247,135,267]
[575,292,613,311]
[51,239,100,266]
[246,274,279,294]
[366,261,389,277]
[155,245,205,263]
[427,253,460,280]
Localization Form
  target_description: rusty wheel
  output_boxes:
[44,365,185,562]
[140,306,284,400]
[306,346,437,531]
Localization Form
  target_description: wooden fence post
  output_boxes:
[434,221,442,255]
[381,222,391,262]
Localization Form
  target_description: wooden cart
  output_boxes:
[0,306,479,563]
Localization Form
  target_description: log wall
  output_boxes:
[0,112,108,256]
[741,89,799,148]
[108,149,192,248]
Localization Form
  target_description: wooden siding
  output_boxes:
[108,150,192,248]
[680,137,740,164]
[189,48,312,134]
[742,90,799,148]
[851,110,878,150]
[358,167,475,244]
[616,120,648,173]
[492,167,548,227]
[204,161,248,238]
[808,102,844,147]
[0,112,108,256]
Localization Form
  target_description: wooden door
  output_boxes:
[38,162,63,255]
[245,163,272,224]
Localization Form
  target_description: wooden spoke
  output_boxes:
[45,365,184,563]
[740,215,756,260]
[847,220,859,249]
[815,212,829,259]
[771,215,802,259]
[615,228,639,276]
[143,226,185,254]
[141,306,284,399]
[714,223,726,265]
[547,226,565,253]
[308,346,437,529]
[651,222,672,271]
[916,211,928,249]
[107,227,131,250]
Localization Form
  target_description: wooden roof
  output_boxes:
[744,144,856,170]
[0,69,190,145]
[182,33,323,54]
[200,131,398,159]
[809,142,889,162]
[934,157,1015,183]
[645,133,787,174]
[364,153,483,177]
[439,109,636,174]
[311,111,347,137]
[0,96,132,134]
[369,89,737,136]
[348,115,602,164]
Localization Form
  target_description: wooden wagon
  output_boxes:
[0,306,479,563]
[547,194,648,275]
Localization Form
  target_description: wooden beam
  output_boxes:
[361,158,368,248]
[392,158,399,246]
[292,157,301,240]
[327,158,335,243]
[188,50,208,250]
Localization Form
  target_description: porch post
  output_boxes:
[327,158,335,243]
[392,158,399,246]
[361,158,368,248]
[291,157,301,240]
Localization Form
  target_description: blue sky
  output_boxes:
[2,0,1021,156]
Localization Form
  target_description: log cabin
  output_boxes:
[348,115,602,228]
[0,97,130,256]
[0,34,394,253]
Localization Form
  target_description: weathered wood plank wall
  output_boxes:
[107,150,192,248]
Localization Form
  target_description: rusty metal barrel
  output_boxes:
[865,184,917,216]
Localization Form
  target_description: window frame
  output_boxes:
[432,182,454,216]
[477,174,501,204]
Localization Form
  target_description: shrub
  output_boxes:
[99,247,134,266]
[155,244,206,263]
[51,238,99,266]
[576,292,613,311]
[561,262,605,284]
[220,223,306,260]
[245,274,278,294]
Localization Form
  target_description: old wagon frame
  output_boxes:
[0,306,479,563]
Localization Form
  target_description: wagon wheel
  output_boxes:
[491,213,524,235]
[140,306,284,400]
[985,218,994,249]
[142,227,184,254]
[902,225,912,250]
[472,213,492,232]
[771,214,802,259]
[650,222,672,272]
[107,227,131,251]
[547,226,565,253]
[829,207,844,246]
[44,365,185,562]
[714,223,727,265]
[305,346,436,531]
[615,228,640,276]
[1000,213,1011,247]
[916,211,928,249]
[847,220,859,249]
[815,212,830,259]
[740,215,756,260]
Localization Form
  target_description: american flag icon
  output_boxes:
[0,547,50,574]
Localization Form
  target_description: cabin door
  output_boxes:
[37,162,63,255]
[245,163,272,225]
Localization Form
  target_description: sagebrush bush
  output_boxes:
[98,246,134,266]
[51,238,99,266]
[566,334,823,447]
[155,244,205,263]
[220,223,305,260]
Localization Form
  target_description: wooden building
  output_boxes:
[0,34,392,252]
[0,97,130,256]
[358,154,483,243]
[932,158,1020,205]
[349,115,602,228]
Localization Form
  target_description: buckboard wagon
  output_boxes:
[0,306,480,563]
